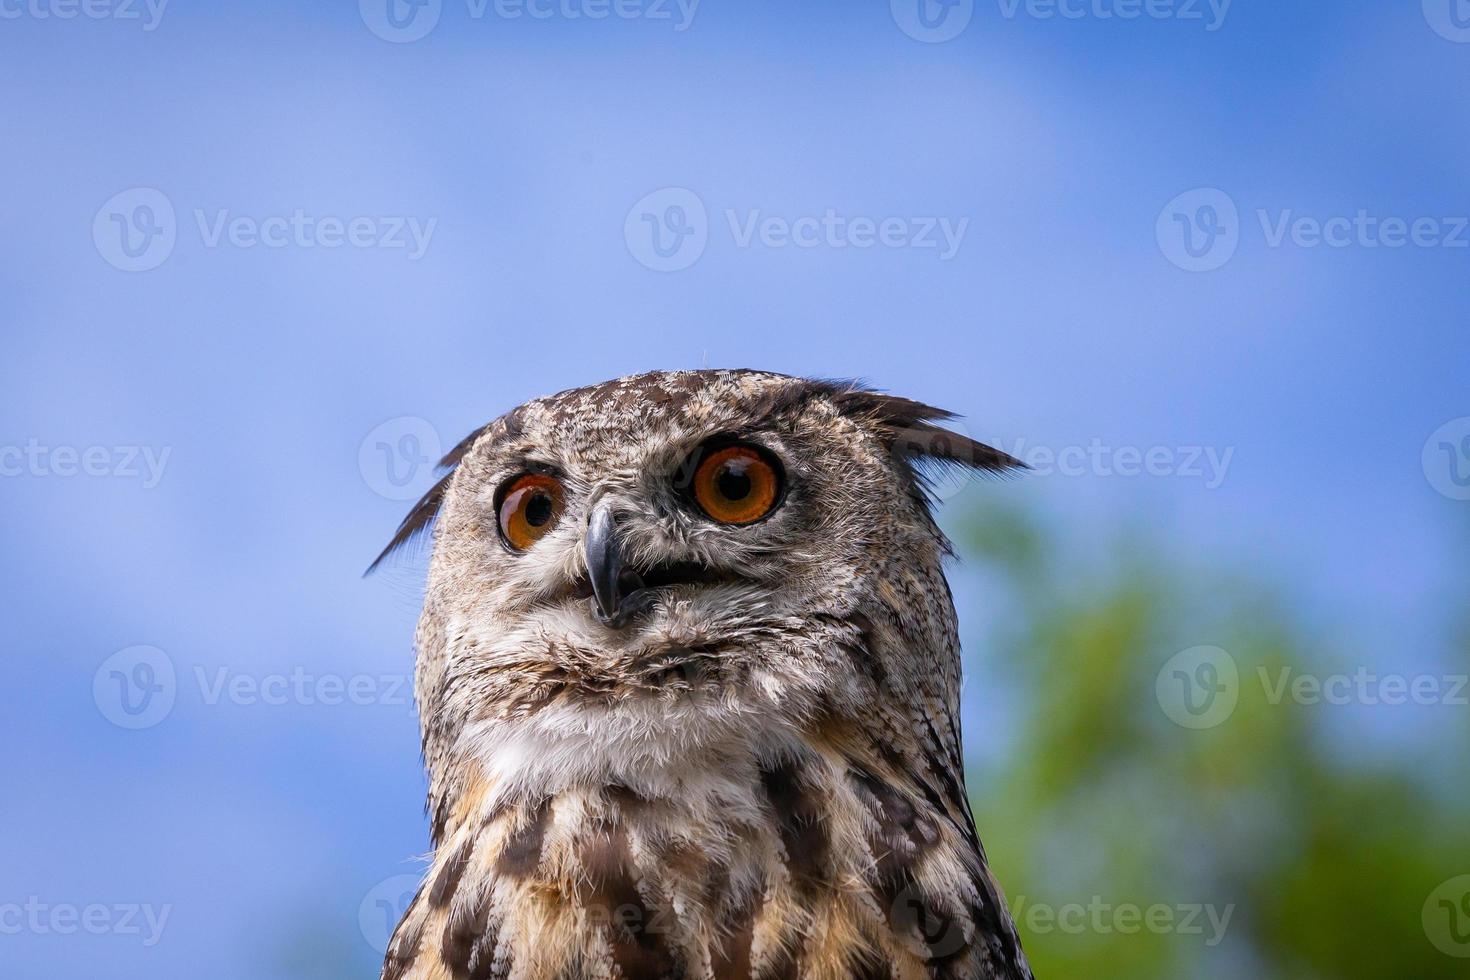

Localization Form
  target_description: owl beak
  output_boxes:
[585,500,651,627]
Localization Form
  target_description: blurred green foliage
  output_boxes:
[963,505,1470,978]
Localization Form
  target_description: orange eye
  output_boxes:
[497,473,565,551]
[690,444,783,525]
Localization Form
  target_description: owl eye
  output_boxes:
[688,443,784,525]
[497,473,566,551]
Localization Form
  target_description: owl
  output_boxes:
[370,369,1034,980]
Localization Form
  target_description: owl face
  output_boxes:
[378,370,1020,796]
[467,428,823,643]
[431,373,897,689]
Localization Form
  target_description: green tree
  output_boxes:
[963,505,1470,978]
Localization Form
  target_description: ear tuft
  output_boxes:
[825,384,1027,477]
[364,423,494,576]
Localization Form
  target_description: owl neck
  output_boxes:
[429,696,802,842]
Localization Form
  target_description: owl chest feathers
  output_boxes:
[382,709,1030,980]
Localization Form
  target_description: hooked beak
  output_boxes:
[585,499,654,627]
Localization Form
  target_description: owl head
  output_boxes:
[372,370,1021,838]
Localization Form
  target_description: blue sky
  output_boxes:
[3,2,1468,976]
